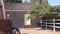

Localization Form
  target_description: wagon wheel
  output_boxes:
[11,27,20,34]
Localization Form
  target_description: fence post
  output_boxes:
[53,18,55,32]
[46,19,47,29]
[40,19,42,28]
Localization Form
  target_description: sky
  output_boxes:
[48,0,60,6]
[22,0,31,3]
[22,0,60,6]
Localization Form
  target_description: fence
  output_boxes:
[40,18,60,32]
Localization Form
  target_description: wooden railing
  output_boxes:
[40,19,60,32]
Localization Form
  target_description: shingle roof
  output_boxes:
[5,3,34,10]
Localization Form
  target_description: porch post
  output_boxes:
[1,0,6,19]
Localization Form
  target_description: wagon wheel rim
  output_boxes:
[11,28,20,34]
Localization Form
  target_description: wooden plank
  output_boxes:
[47,25,54,27]
[47,23,53,24]
[55,19,60,21]
[55,26,60,28]
[55,23,60,24]
[46,20,47,29]
[41,25,46,26]
[0,19,12,32]
[53,18,55,32]
[41,19,60,32]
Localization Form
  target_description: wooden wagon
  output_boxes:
[0,19,20,34]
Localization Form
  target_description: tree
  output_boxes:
[41,6,60,19]
[15,0,22,3]
[29,0,60,19]
[24,0,28,3]
[30,0,35,3]
[28,0,60,24]
[4,0,22,3]
[28,4,50,19]
[31,0,48,5]
[28,0,49,19]
[27,3,50,27]
[50,6,60,18]
[43,6,58,19]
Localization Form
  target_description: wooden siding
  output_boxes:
[6,11,38,28]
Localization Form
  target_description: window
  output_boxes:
[24,14,31,25]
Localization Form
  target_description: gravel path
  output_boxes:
[19,28,60,34]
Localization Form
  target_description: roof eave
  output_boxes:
[5,10,28,11]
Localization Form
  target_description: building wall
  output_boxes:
[6,11,38,28]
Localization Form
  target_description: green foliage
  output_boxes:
[26,16,31,20]
[28,2,60,19]
[28,0,49,19]
[16,0,22,3]
[42,6,60,19]
[4,0,22,3]
[31,0,48,5]
[3,0,10,2]
[28,4,50,19]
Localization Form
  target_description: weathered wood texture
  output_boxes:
[6,11,38,28]
[0,19,12,34]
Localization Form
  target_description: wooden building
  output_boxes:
[4,3,39,28]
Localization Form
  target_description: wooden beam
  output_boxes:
[0,0,6,19]
[5,10,28,12]
[53,18,55,32]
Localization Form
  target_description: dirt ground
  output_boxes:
[19,28,60,34]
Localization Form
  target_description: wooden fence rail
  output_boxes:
[40,19,60,32]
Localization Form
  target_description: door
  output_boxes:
[24,14,31,25]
